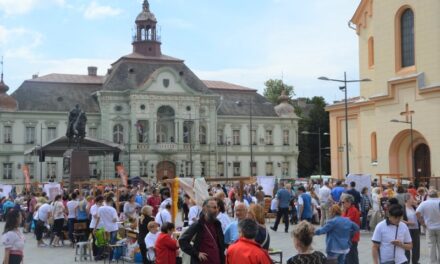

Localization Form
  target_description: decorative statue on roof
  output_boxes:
[66,104,87,148]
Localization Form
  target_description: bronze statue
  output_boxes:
[66,104,87,148]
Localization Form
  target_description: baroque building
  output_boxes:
[0,1,298,184]
[327,0,440,182]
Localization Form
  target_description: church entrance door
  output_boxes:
[414,143,431,184]
[156,161,175,181]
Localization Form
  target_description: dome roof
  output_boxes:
[136,0,157,23]
[0,79,9,93]
[0,76,17,111]
[274,90,296,118]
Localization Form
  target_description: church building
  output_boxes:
[0,1,298,184]
[327,0,439,183]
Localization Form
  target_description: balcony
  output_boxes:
[150,143,178,152]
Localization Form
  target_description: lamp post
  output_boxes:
[301,128,329,180]
[391,115,415,181]
[318,72,371,176]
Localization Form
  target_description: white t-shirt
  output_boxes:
[89,204,103,229]
[216,212,231,232]
[270,198,278,211]
[159,198,172,212]
[1,230,25,251]
[97,205,119,232]
[155,209,171,226]
[188,205,202,225]
[144,232,159,261]
[319,185,331,203]
[66,200,79,219]
[36,203,52,222]
[52,201,65,220]
[372,220,412,264]
[405,206,419,230]
[416,198,440,230]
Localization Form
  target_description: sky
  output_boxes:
[0,0,363,103]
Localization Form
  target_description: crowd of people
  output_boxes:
[0,178,439,264]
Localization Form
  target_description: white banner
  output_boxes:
[346,174,371,194]
[43,182,62,201]
[256,176,276,197]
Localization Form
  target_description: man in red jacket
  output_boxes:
[226,219,272,264]
[342,194,361,264]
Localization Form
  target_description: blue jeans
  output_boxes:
[67,218,76,242]
[327,251,346,264]
[361,210,369,230]
[108,231,118,260]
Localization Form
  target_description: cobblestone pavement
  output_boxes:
[0,221,429,264]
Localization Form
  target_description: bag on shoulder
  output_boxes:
[95,227,108,247]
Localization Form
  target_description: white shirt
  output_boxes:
[1,230,25,251]
[216,212,231,232]
[405,206,419,230]
[372,220,412,264]
[66,200,79,219]
[155,208,171,226]
[416,198,440,230]
[144,232,159,261]
[52,201,65,220]
[97,205,119,232]
[159,198,172,212]
[319,185,331,203]
[270,198,278,211]
[372,192,381,211]
[188,205,202,225]
[36,203,52,222]
[89,204,103,229]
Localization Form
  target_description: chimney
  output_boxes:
[88,66,97,76]
[32,74,38,79]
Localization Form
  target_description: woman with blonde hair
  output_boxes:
[287,221,326,264]
[247,204,270,250]
[315,204,359,264]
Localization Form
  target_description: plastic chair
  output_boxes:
[74,241,93,262]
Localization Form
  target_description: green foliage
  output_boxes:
[263,79,295,104]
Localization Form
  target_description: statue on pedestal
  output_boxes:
[66,104,87,148]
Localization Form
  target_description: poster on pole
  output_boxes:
[346,174,372,194]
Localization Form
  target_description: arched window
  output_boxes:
[199,126,206,145]
[368,37,375,68]
[400,8,414,67]
[371,132,377,162]
[217,129,224,145]
[113,124,124,144]
[156,105,175,143]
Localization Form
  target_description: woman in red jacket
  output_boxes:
[155,222,179,264]
[342,194,361,264]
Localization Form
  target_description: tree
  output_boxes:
[263,79,295,104]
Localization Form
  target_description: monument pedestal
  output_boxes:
[63,149,90,190]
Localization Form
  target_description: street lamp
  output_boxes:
[318,72,371,176]
[391,116,415,181]
[301,128,329,180]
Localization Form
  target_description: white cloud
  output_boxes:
[0,0,65,15]
[83,1,122,20]
[0,25,43,60]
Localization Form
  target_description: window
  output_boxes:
[251,162,257,176]
[3,163,12,179]
[113,124,124,143]
[199,126,207,145]
[282,162,289,177]
[371,132,377,162]
[218,162,224,177]
[217,129,224,145]
[201,162,206,177]
[368,37,375,68]
[233,162,241,176]
[266,162,273,176]
[25,127,35,144]
[47,127,57,141]
[250,130,257,145]
[233,130,240,145]
[183,121,193,144]
[89,162,98,178]
[4,126,12,143]
[89,127,97,138]
[25,162,35,179]
[157,124,167,143]
[400,9,414,67]
[136,120,148,143]
[265,130,273,145]
[283,130,290,145]
[46,162,57,179]
[139,161,148,177]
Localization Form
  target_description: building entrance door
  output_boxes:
[156,161,176,181]
[414,143,431,184]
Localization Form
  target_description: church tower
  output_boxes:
[132,0,161,57]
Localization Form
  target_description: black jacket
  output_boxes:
[178,216,225,264]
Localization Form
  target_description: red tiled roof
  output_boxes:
[29,73,105,84]
[202,80,256,91]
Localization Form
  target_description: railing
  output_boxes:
[150,143,178,151]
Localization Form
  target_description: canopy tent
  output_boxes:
[24,136,124,157]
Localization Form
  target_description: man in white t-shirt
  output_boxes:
[416,189,440,263]
[66,192,79,243]
[34,202,52,247]
[89,195,104,257]
[372,204,412,264]
[95,196,119,261]
[155,202,172,226]
[319,181,332,225]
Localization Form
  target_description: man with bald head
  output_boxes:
[224,202,248,246]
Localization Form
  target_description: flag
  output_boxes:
[116,165,128,187]
[22,164,31,192]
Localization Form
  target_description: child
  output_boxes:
[144,221,159,264]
